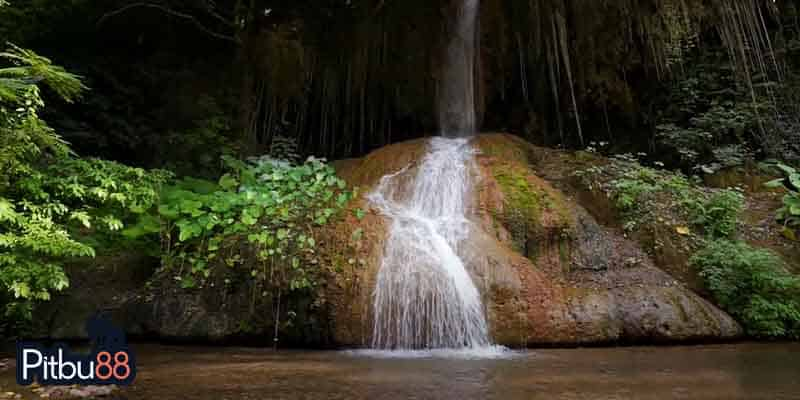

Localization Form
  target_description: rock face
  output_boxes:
[35,134,743,347]
[327,134,742,346]
[32,254,157,340]
[33,251,329,346]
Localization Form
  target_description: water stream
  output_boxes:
[369,138,488,349]
[369,0,490,350]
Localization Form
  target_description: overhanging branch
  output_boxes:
[97,2,240,44]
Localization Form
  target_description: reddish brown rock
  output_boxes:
[328,133,743,347]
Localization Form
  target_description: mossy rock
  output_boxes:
[476,138,575,262]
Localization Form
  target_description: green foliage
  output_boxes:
[764,162,800,239]
[692,240,800,338]
[157,103,240,178]
[0,44,85,322]
[0,44,86,186]
[0,44,169,331]
[653,52,762,173]
[581,156,799,339]
[609,164,690,212]
[683,189,744,239]
[0,157,170,322]
[0,44,85,102]
[581,158,744,238]
[149,154,352,294]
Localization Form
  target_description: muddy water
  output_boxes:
[2,344,799,399]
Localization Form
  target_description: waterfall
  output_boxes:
[369,0,491,350]
[439,0,479,137]
[369,138,489,349]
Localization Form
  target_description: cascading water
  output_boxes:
[369,0,492,350]
[369,138,489,349]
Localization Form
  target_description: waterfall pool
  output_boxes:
[3,343,799,399]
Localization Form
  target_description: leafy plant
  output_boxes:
[132,152,355,342]
[764,162,800,239]
[692,240,800,338]
[150,154,353,292]
[0,44,85,186]
[0,158,170,318]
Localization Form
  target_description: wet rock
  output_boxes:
[471,134,742,345]
[31,254,158,340]
[30,239,329,346]
[137,274,329,345]
[329,134,743,347]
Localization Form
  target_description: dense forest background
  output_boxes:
[2,0,800,341]
[3,0,800,171]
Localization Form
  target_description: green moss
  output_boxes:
[493,166,544,253]
[493,164,574,259]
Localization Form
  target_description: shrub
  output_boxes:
[145,154,355,293]
[692,240,800,338]
[604,161,742,238]
[683,189,744,239]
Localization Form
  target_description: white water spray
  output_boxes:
[369,138,489,349]
[369,0,492,350]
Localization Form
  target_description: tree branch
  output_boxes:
[97,2,240,44]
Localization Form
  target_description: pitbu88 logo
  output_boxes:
[16,316,136,386]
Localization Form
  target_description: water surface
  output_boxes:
[5,343,798,399]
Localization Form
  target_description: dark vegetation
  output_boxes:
[1,0,799,340]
